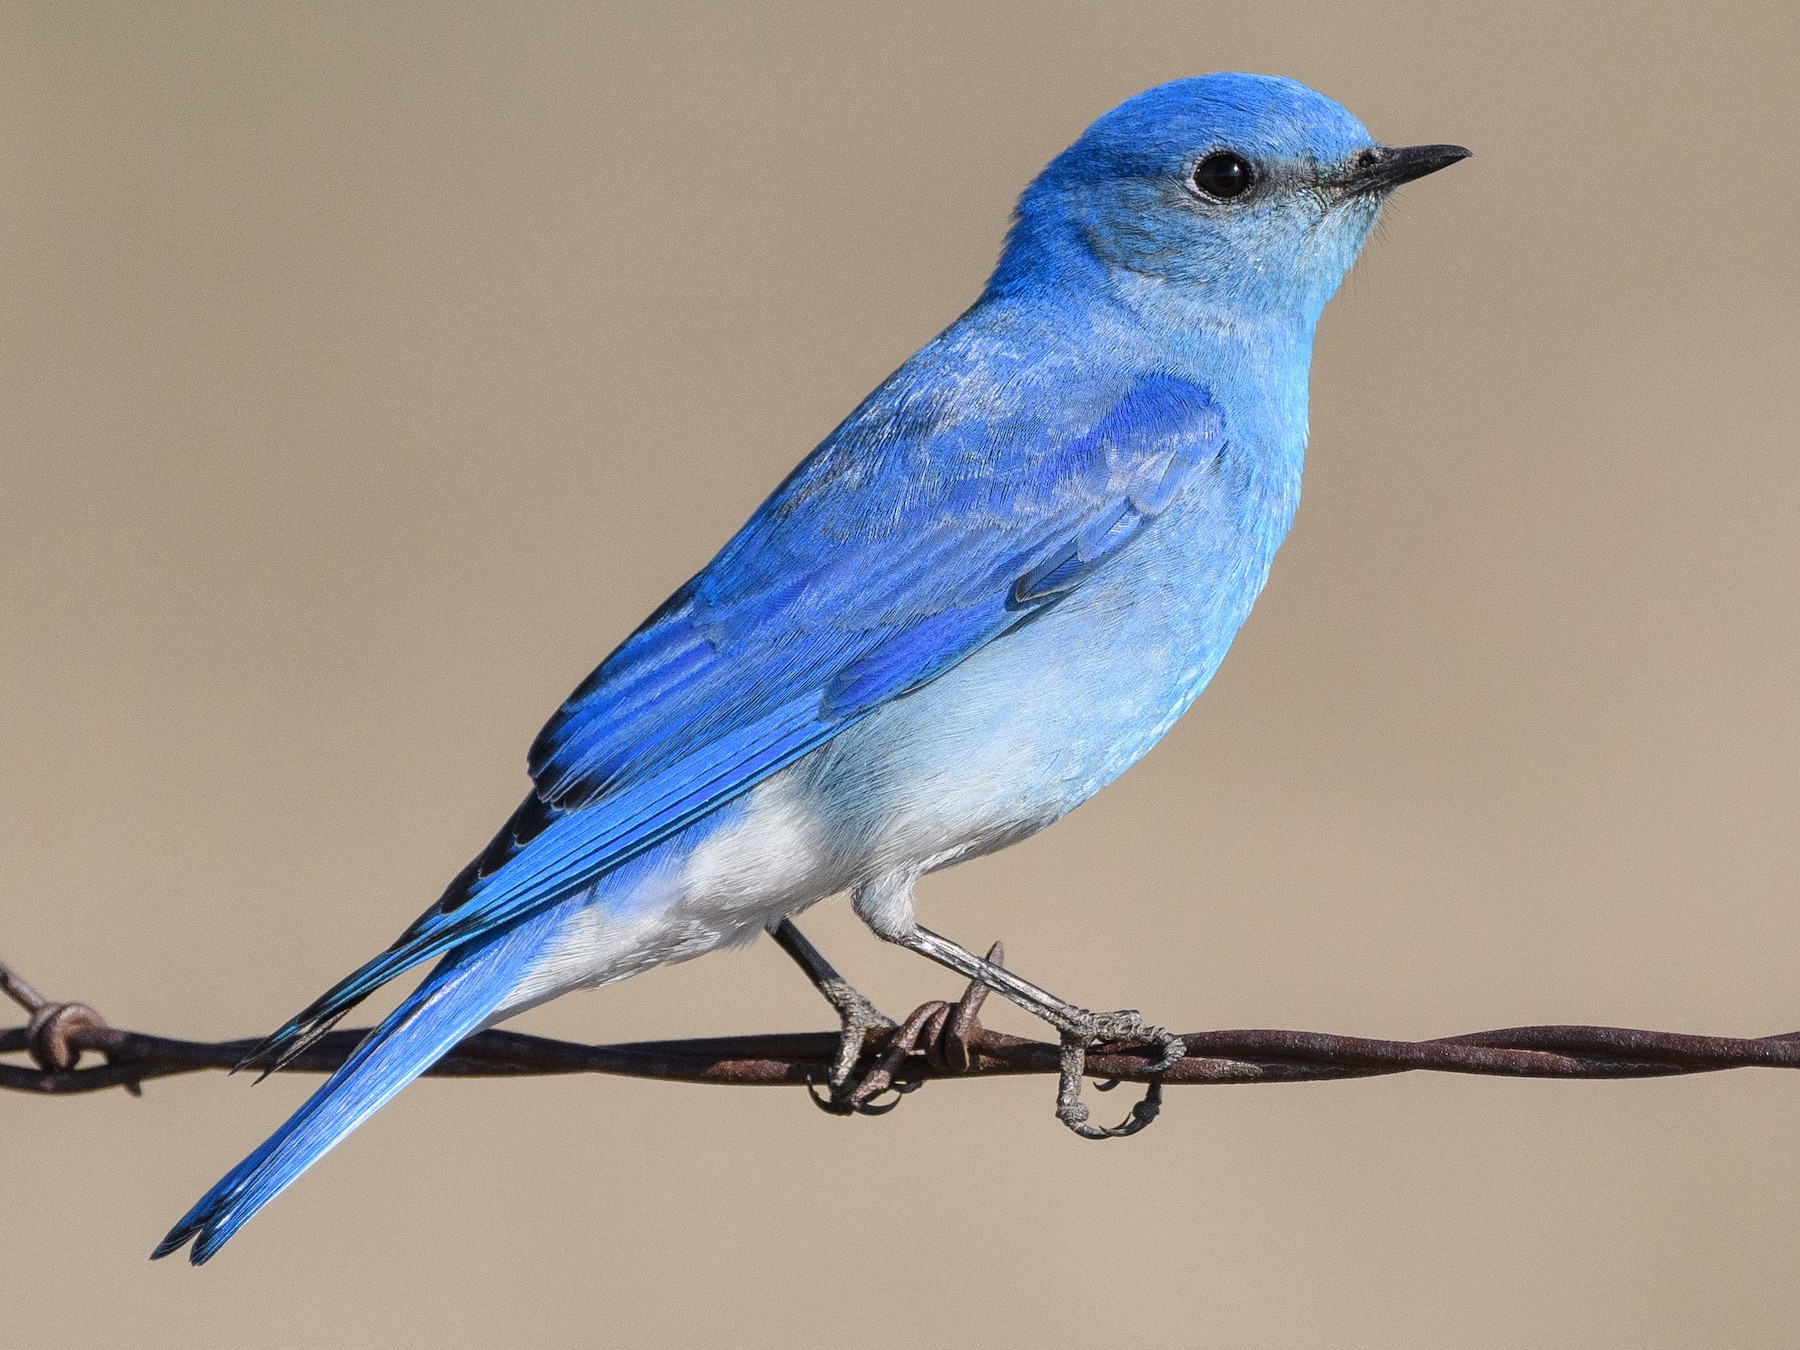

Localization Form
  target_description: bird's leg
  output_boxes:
[886,923,1184,1139]
[767,918,905,1113]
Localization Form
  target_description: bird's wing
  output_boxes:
[251,371,1221,1066]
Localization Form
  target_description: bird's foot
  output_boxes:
[769,918,910,1116]
[803,975,903,1116]
[883,923,1185,1138]
[1053,1009,1184,1140]
[806,941,1003,1117]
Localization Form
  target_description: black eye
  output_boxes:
[1191,151,1255,201]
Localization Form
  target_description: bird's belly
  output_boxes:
[491,775,853,1018]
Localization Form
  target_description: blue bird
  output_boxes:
[154,73,1466,1263]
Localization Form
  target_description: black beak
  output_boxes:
[1334,143,1471,196]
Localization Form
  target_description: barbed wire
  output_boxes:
[8,956,1800,1106]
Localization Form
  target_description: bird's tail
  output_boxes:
[152,904,566,1265]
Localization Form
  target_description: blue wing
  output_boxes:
[250,368,1222,1067]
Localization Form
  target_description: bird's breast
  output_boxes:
[806,438,1301,877]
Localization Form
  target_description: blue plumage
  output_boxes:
[157,73,1467,1261]
[247,370,1224,1067]
[155,904,572,1264]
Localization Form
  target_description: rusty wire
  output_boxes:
[8,955,1800,1103]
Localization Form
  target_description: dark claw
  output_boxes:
[814,941,1004,1117]
[853,1079,922,1115]
[1055,1019,1184,1140]
[1062,1081,1165,1139]
[809,1075,918,1116]
[805,1074,855,1116]
[849,1092,904,1116]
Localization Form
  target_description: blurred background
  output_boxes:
[4,3,1798,1346]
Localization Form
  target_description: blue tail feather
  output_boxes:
[153,905,564,1264]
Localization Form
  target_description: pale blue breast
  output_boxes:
[798,429,1303,878]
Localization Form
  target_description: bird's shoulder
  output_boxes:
[726,302,1220,560]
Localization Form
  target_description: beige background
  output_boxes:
[4,3,1798,1346]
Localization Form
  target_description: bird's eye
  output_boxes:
[1191,151,1255,201]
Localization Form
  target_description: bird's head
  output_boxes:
[989,74,1468,334]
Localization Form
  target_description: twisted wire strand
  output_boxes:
[6,957,1798,1097]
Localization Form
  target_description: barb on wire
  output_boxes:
[6,955,1800,1100]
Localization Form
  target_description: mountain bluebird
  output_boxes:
[155,72,1467,1262]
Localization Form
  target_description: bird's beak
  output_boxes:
[1333,143,1472,196]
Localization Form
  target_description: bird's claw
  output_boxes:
[804,976,899,1116]
[804,1072,920,1116]
[807,942,1002,1117]
[797,941,1184,1139]
[1054,1009,1184,1140]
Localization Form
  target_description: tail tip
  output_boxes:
[149,1220,199,1263]
[151,1205,243,1265]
